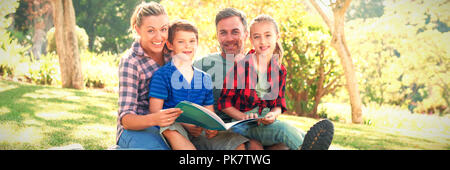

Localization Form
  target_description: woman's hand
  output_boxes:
[148,108,183,127]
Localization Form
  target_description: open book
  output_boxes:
[174,101,261,131]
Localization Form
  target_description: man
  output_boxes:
[194,8,247,123]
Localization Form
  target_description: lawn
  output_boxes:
[0,80,449,150]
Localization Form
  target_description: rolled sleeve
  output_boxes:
[118,57,139,125]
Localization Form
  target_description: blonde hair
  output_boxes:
[129,2,167,35]
[249,14,283,65]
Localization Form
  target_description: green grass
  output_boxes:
[0,80,117,149]
[1,80,449,150]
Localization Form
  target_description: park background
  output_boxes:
[0,0,448,150]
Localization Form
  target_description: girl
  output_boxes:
[218,14,334,150]
[116,2,183,150]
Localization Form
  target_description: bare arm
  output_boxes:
[204,105,215,113]
[222,106,248,121]
[121,113,155,130]
[121,98,183,130]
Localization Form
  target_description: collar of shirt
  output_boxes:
[132,41,171,64]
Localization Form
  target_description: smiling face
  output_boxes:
[135,14,170,56]
[167,30,198,61]
[249,21,279,59]
[216,16,248,57]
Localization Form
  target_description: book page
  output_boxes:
[188,102,226,126]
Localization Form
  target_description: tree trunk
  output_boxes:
[31,21,45,60]
[308,0,363,124]
[50,0,83,89]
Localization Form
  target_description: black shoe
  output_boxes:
[300,119,334,150]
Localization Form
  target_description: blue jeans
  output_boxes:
[117,126,170,150]
[233,107,306,150]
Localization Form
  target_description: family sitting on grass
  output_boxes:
[116,1,334,150]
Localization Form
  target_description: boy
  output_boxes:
[148,20,250,150]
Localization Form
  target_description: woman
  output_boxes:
[116,2,182,150]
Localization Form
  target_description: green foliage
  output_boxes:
[45,26,89,54]
[346,0,450,114]
[346,0,384,20]
[81,51,120,88]
[0,0,28,78]
[73,0,143,53]
[21,54,60,85]
[14,51,120,89]
[281,14,343,116]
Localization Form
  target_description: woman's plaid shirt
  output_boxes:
[116,41,170,143]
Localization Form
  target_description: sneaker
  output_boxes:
[300,119,334,150]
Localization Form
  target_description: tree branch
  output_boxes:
[308,0,333,29]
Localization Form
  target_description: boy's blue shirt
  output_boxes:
[149,60,214,109]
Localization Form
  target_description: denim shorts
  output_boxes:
[117,126,170,150]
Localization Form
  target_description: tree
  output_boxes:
[282,16,343,118]
[72,0,143,53]
[308,0,363,123]
[23,0,53,60]
[50,0,83,89]
[345,0,449,115]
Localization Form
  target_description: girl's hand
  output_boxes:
[205,129,219,139]
[258,112,277,125]
[148,108,183,127]
[244,113,259,120]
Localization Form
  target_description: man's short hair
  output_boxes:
[215,8,247,30]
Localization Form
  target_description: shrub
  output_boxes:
[17,53,60,85]
[81,51,119,88]
[46,25,89,54]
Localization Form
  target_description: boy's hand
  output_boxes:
[182,123,204,137]
[205,130,218,139]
